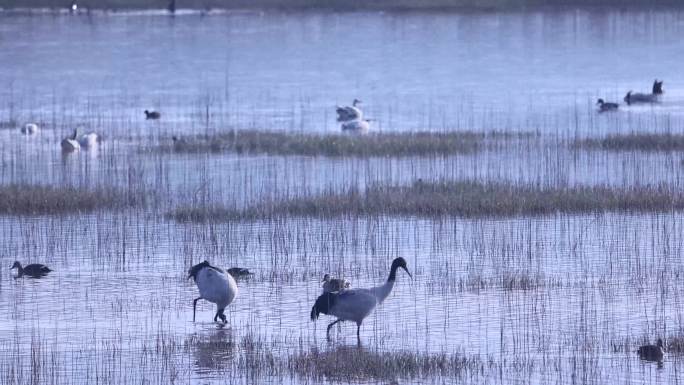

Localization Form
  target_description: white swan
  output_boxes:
[78,132,99,149]
[61,129,81,152]
[20,123,39,135]
[336,99,363,122]
[341,119,371,133]
[188,261,238,324]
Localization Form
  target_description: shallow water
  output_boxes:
[2,9,684,135]
[1,7,684,385]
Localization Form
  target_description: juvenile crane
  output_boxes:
[321,274,351,293]
[311,257,412,343]
[188,260,238,324]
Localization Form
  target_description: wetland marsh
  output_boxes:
[1,7,684,385]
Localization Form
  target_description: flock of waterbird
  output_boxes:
[14,256,663,361]
[10,64,666,359]
[596,79,664,112]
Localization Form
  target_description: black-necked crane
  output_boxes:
[311,257,411,343]
[188,261,238,324]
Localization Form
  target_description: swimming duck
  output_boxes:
[10,261,51,278]
[638,339,665,362]
[597,99,619,112]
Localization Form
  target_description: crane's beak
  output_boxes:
[402,266,413,280]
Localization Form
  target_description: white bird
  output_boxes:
[311,257,412,342]
[188,260,238,324]
[336,99,363,122]
[78,132,99,149]
[21,123,39,135]
[61,129,81,152]
[322,274,351,293]
[341,119,371,133]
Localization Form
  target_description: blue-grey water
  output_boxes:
[0,8,683,385]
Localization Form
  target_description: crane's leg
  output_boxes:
[217,308,227,324]
[193,297,202,322]
[326,319,343,340]
[356,322,362,344]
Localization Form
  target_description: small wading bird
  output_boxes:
[61,129,81,152]
[624,79,664,105]
[168,0,176,14]
[11,261,51,278]
[145,110,161,120]
[21,123,39,135]
[322,274,351,293]
[596,99,619,112]
[638,339,665,363]
[311,257,412,343]
[188,261,238,324]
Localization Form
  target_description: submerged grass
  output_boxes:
[0,184,144,215]
[168,180,684,222]
[575,133,684,152]
[152,130,534,157]
[288,346,484,382]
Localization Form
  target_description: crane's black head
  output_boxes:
[624,91,632,105]
[597,99,604,105]
[188,260,210,280]
[388,257,412,281]
[353,98,362,106]
[10,261,21,270]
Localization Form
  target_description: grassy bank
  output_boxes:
[168,180,684,222]
[0,184,144,215]
[575,133,684,152]
[152,130,533,157]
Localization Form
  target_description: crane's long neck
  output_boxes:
[371,264,400,304]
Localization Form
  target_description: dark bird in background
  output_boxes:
[145,110,161,120]
[11,261,52,278]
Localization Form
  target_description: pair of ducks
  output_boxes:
[596,79,664,112]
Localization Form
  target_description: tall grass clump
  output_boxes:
[153,130,534,157]
[169,180,684,222]
[0,184,144,215]
[288,346,484,382]
[575,133,684,152]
